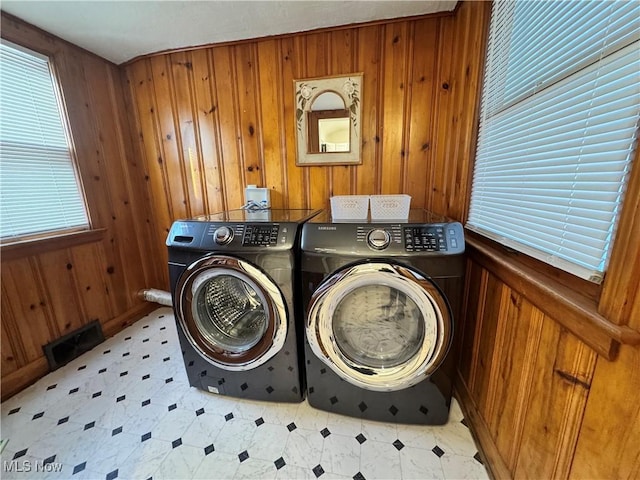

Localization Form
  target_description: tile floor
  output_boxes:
[1,307,489,480]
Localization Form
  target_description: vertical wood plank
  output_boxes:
[1,260,58,363]
[280,36,306,209]
[329,29,356,197]
[169,51,207,217]
[571,344,640,479]
[70,242,114,323]
[190,48,226,214]
[514,320,596,479]
[234,43,264,190]
[149,55,189,220]
[36,250,86,335]
[458,260,485,385]
[470,272,504,407]
[304,32,331,209]
[257,40,286,208]
[211,45,245,209]
[355,25,381,196]
[380,22,409,194]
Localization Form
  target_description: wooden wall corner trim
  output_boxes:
[455,375,511,480]
[0,357,49,401]
[466,235,640,359]
[102,301,159,338]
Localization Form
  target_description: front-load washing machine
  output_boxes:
[301,209,465,424]
[167,209,318,402]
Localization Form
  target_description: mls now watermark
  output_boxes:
[4,460,64,473]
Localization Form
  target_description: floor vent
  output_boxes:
[43,320,104,370]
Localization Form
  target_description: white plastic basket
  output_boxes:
[330,195,370,220]
[370,194,411,220]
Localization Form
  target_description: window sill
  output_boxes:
[1,229,106,262]
[465,233,640,360]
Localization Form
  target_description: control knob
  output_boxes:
[213,226,233,245]
[367,229,391,250]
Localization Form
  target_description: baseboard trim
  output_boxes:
[455,372,512,480]
[102,302,158,338]
[1,357,49,401]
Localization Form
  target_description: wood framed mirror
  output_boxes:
[294,74,362,166]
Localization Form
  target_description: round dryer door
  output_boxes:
[175,255,287,371]
[306,261,452,391]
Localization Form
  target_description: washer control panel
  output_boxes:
[302,220,465,256]
[242,225,279,246]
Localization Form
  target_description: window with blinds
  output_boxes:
[0,41,89,240]
[468,1,640,284]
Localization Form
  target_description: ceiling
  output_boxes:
[1,1,457,65]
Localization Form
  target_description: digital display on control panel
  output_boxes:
[404,226,447,252]
[242,225,279,246]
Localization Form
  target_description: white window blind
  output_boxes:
[0,41,88,240]
[468,1,640,284]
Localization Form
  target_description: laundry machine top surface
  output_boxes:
[301,208,464,256]
[167,208,320,252]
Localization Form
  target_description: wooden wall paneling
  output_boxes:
[189,48,226,214]
[1,14,165,398]
[256,40,286,209]
[169,51,207,217]
[570,344,640,479]
[427,13,455,217]
[126,59,174,245]
[328,29,356,197]
[458,260,486,384]
[111,64,166,290]
[149,55,190,219]
[211,46,245,210]
[35,249,87,335]
[234,43,265,192]
[70,242,114,324]
[486,293,544,472]
[1,260,58,363]
[53,48,125,313]
[1,314,20,376]
[355,25,381,196]
[380,22,409,194]
[513,320,596,479]
[280,36,306,209]
[405,18,438,208]
[571,156,640,479]
[303,33,331,209]
[444,3,473,222]
[83,55,148,305]
[469,272,503,407]
[451,1,490,223]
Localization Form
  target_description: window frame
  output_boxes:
[0,38,92,245]
[466,1,640,286]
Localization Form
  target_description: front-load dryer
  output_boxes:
[167,209,318,402]
[300,209,465,423]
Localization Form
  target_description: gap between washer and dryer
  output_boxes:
[0,308,489,480]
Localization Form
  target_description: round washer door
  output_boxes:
[306,261,452,391]
[175,255,287,371]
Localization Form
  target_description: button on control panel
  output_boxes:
[404,226,447,252]
[242,225,279,246]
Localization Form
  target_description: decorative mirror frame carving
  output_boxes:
[294,73,363,166]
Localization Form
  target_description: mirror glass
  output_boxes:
[295,74,362,166]
[307,92,350,153]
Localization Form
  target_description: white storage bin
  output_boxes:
[330,195,370,220]
[370,194,411,220]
